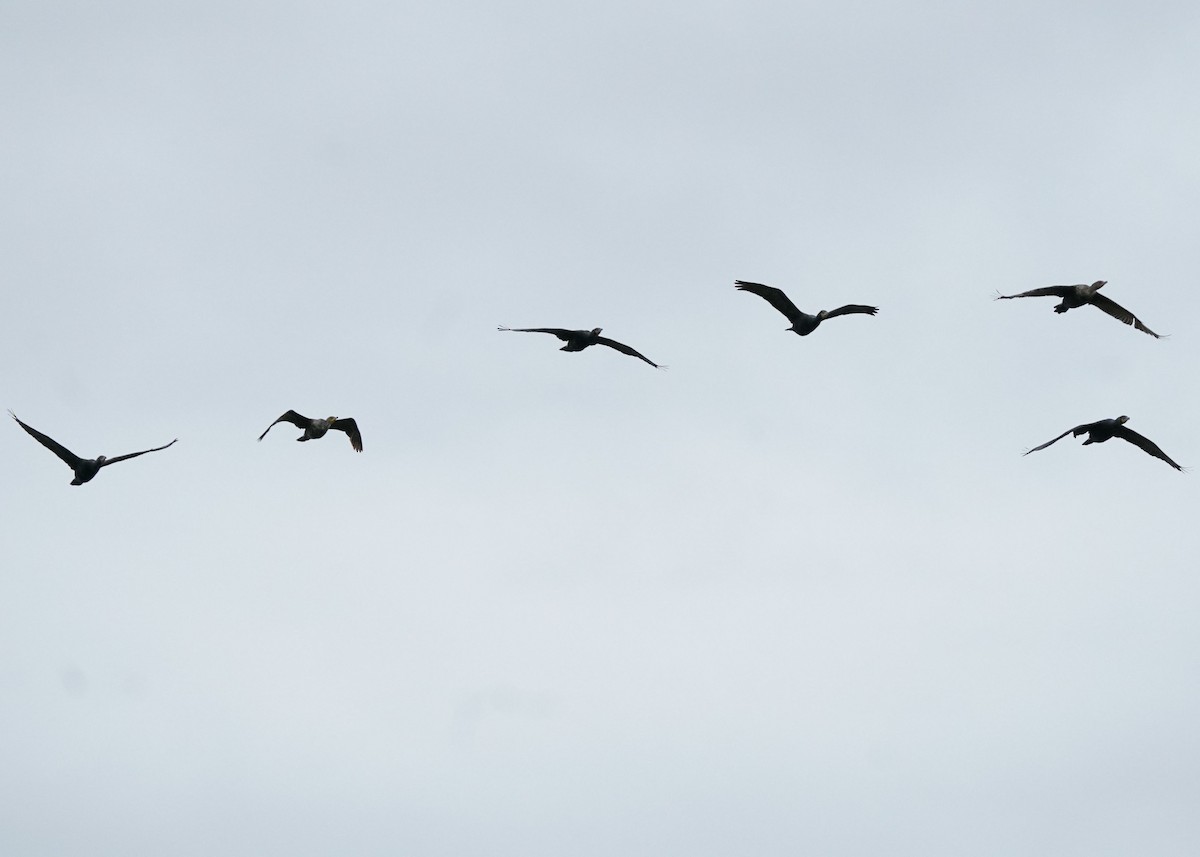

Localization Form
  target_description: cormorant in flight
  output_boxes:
[10,410,177,485]
[258,411,363,452]
[1024,415,1183,470]
[498,327,663,368]
[734,280,878,336]
[995,281,1162,338]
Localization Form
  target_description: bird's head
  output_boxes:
[1092,280,1108,289]
[96,455,108,465]
[589,328,603,336]
[1116,415,1130,425]
[326,416,338,423]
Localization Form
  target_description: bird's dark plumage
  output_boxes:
[498,326,663,368]
[10,411,177,485]
[734,280,878,336]
[258,410,362,452]
[1024,415,1183,470]
[996,281,1162,338]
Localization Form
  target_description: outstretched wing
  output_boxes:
[1023,426,1080,455]
[331,418,363,452]
[1090,295,1162,338]
[258,410,311,441]
[594,336,663,368]
[995,286,1075,300]
[101,439,178,467]
[734,281,803,323]
[9,411,84,470]
[1114,426,1183,470]
[497,327,574,341]
[823,304,879,320]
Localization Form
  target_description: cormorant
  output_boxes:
[10,410,177,485]
[734,280,878,336]
[497,327,663,368]
[1024,415,1183,470]
[995,281,1162,338]
[258,411,362,452]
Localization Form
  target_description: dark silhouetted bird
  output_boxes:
[995,281,1162,338]
[734,280,878,336]
[10,410,177,485]
[1024,415,1183,470]
[258,411,362,452]
[497,327,663,368]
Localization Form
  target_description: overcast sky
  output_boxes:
[3,0,1200,854]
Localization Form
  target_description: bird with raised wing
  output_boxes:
[734,280,878,336]
[995,280,1162,338]
[10,410,177,485]
[258,411,362,452]
[1024,415,1183,470]
[497,326,664,368]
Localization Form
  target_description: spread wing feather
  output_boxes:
[995,285,1075,300]
[10,411,84,469]
[734,281,803,323]
[1023,427,1079,455]
[594,337,663,368]
[331,418,363,452]
[824,304,879,319]
[102,439,178,467]
[1090,295,1162,338]
[1113,426,1183,470]
[258,410,311,441]
[497,327,574,341]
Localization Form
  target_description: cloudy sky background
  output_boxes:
[3,0,1200,854]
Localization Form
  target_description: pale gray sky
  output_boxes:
[3,1,1199,854]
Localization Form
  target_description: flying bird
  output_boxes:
[497,327,664,368]
[1024,415,1183,470]
[9,410,177,485]
[995,280,1162,338]
[734,280,878,336]
[258,411,363,452]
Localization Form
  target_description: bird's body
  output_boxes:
[548,328,600,353]
[9,411,177,485]
[996,281,1162,338]
[734,281,878,336]
[1025,415,1183,470]
[498,326,663,368]
[258,410,363,452]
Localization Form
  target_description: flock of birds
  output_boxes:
[8,278,1185,484]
